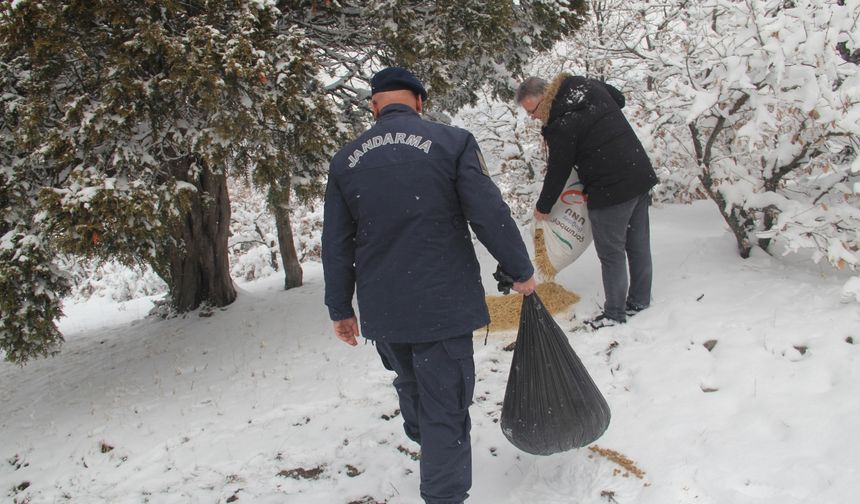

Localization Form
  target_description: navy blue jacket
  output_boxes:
[537,75,658,211]
[322,104,534,343]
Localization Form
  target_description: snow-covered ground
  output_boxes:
[2,200,859,504]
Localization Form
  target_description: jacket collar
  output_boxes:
[537,73,572,126]
[377,103,420,121]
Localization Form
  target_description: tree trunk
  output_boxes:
[269,178,303,290]
[167,158,237,312]
[758,204,780,252]
[690,121,754,259]
[698,172,754,259]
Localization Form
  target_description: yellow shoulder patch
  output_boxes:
[476,150,490,177]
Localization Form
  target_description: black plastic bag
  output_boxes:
[500,292,611,455]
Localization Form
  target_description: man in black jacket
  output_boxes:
[516,74,658,329]
[323,67,535,504]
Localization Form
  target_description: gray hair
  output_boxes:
[515,77,547,103]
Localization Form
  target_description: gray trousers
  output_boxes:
[588,192,653,321]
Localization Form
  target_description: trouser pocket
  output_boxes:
[441,335,475,410]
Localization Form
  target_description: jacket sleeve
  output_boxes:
[455,135,534,282]
[536,115,577,214]
[321,167,357,321]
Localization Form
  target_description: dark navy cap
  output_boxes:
[370,67,428,100]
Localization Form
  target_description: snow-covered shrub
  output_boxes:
[528,0,860,272]
[231,244,278,282]
[228,179,324,282]
[670,0,860,267]
[228,182,280,281]
[293,202,324,262]
[59,256,166,303]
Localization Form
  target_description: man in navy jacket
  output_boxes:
[323,67,535,504]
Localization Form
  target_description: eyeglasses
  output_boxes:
[523,97,543,118]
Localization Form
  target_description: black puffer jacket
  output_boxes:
[536,74,658,211]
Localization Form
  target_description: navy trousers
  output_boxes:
[376,334,475,504]
[588,192,653,321]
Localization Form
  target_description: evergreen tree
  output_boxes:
[0,0,583,363]
[1,0,339,362]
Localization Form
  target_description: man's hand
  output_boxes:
[513,276,537,296]
[333,317,360,346]
[534,208,549,221]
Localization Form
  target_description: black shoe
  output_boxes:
[585,313,623,330]
[625,302,647,318]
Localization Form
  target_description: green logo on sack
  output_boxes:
[551,229,573,250]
